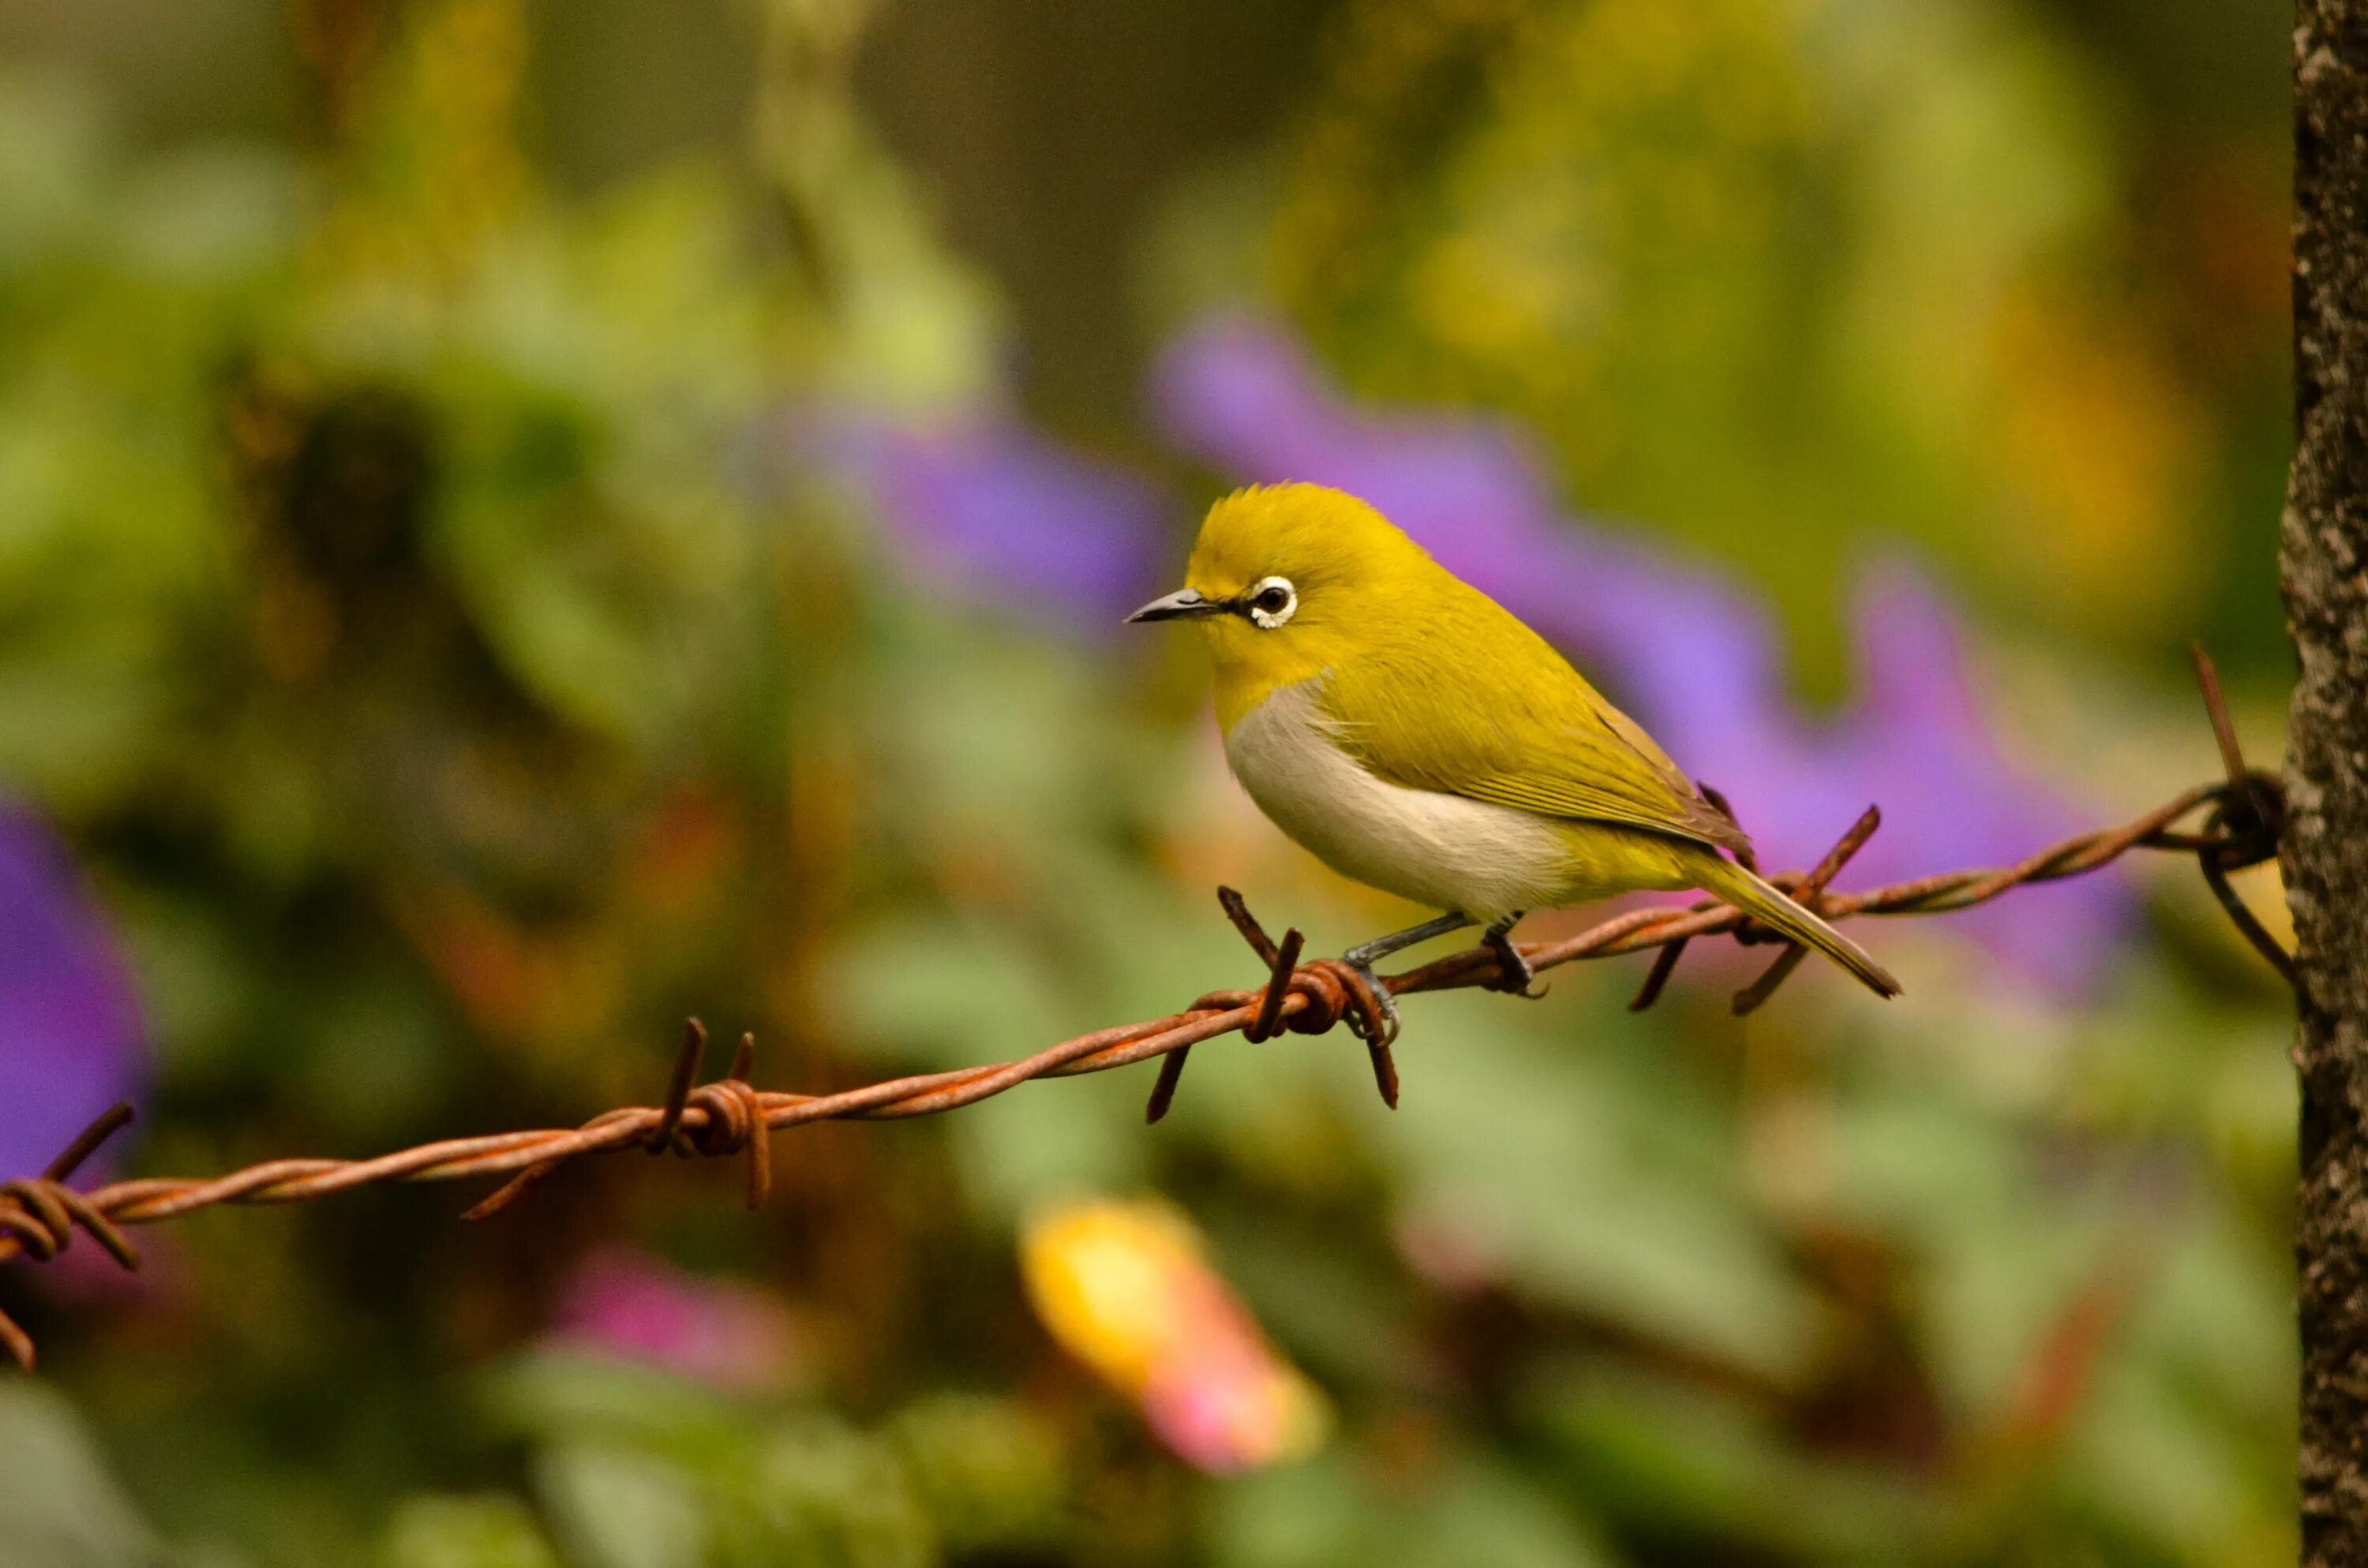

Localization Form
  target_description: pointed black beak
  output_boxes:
[1126,587,1222,623]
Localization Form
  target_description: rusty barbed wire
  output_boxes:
[0,650,2291,1370]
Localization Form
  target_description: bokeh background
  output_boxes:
[0,2,2300,1564]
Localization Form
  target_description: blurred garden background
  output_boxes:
[0,1,2302,1563]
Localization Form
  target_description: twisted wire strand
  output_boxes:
[0,653,2291,1371]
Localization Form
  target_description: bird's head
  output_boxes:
[1127,483,1436,724]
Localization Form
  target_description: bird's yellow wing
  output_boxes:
[1313,577,1748,854]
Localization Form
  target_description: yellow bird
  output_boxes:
[1128,483,1898,1035]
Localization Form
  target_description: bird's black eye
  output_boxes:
[1253,586,1290,614]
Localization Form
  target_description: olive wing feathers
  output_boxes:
[1313,585,1749,855]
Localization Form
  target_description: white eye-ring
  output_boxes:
[1246,575,1298,629]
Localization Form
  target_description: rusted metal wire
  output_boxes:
[0,652,2291,1371]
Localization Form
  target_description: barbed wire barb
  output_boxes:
[0,651,2293,1372]
[2188,642,2298,988]
[0,1103,141,1371]
[1729,802,1881,1016]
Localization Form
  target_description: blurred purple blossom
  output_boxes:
[0,802,143,1177]
[1152,315,2126,989]
[800,405,1170,634]
[548,1245,800,1391]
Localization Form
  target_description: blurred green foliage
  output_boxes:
[0,1,2298,1566]
[1268,0,2290,687]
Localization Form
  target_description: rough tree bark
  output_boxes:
[2287,4,2368,1559]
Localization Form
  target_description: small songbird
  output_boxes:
[1128,483,1898,1035]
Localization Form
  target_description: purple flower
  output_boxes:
[1153,315,2124,990]
[0,802,144,1177]
[798,404,1171,635]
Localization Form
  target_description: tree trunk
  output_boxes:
[2287,4,2368,1559]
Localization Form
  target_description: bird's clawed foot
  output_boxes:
[1337,958,1402,1047]
[1483,915,1546,998]
[1327,959,1403,1107]
[1339,910,1471,1046]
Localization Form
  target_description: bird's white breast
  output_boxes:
[1222,679,1575,922]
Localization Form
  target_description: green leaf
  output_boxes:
[0,1383,167,1568]
[534,1444,703,1568]
[378,1494,559,1568]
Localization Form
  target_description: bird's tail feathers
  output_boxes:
[1694,855,1901,1000]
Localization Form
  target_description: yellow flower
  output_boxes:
[1022,1197,1329,1471]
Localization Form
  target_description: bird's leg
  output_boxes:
[1482,912,1543,997]
[1339,912,1475,1040]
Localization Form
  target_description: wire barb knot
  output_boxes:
[680,1030,772,1212]
[466,1022,776,1221]
[0,1104,139,1371]
[0,1182,136,1270]
[1151,905,1402,1122]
